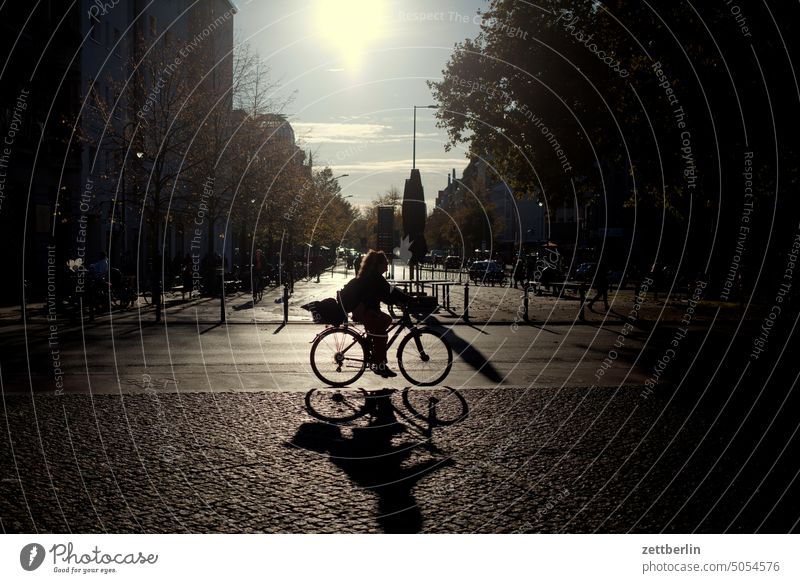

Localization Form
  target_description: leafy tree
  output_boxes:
[304,167,358,249]
[429,0,799,276]
[433,160,504,257]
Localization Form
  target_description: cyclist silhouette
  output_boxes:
[349,250,412,378]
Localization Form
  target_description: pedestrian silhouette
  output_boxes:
[587,260,609,311]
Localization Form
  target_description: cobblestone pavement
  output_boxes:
[1,384,796,533]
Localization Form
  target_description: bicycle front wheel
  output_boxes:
[310,327,368,387]
[401,387,468,426]
[396,329,453,386]
[305,388,368,423]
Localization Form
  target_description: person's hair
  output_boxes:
[357,249,388,278]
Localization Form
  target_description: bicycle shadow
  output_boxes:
[290,410,454,533]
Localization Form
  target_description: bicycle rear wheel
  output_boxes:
[310,327,368,387]
[396,329,453,386]
[112,289,132,309]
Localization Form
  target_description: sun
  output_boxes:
[314,0,386,69]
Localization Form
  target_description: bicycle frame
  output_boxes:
[315,311,419,360]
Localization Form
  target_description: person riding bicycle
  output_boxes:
[343,250,412,378]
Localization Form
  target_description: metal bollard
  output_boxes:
[523,286,530,322]
[219,279,226,323]
[283,284,289,324]
[579,284,586,322]
[154,279,162,323]
[463,281,470,321]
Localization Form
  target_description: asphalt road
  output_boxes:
[0,317,663,394]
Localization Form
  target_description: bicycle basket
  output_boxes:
[301,298,345,326]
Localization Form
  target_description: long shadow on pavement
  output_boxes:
[290,414,454,533]
[425,322,504,384]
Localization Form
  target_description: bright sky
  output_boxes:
[235,0,486,208]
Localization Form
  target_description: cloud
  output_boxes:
[292,122,439,145]
[328,158,467,174]
[293,122,390,144]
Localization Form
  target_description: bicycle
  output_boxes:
[309,304,453,387]
[252,269,265,303]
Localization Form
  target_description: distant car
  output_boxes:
[444,256,462,269]
[572,262,597,281]
[469,260,506,286]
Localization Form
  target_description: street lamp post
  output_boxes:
[412,105,436,170]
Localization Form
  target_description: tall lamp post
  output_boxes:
[412,105,436,169]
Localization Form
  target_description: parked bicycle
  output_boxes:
[62,267,134,317]
[105,268,134,308]
[309,304,453,387]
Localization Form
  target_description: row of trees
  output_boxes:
[425,168,504,256]
[86,34,357,268]
[428,0,799,280]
